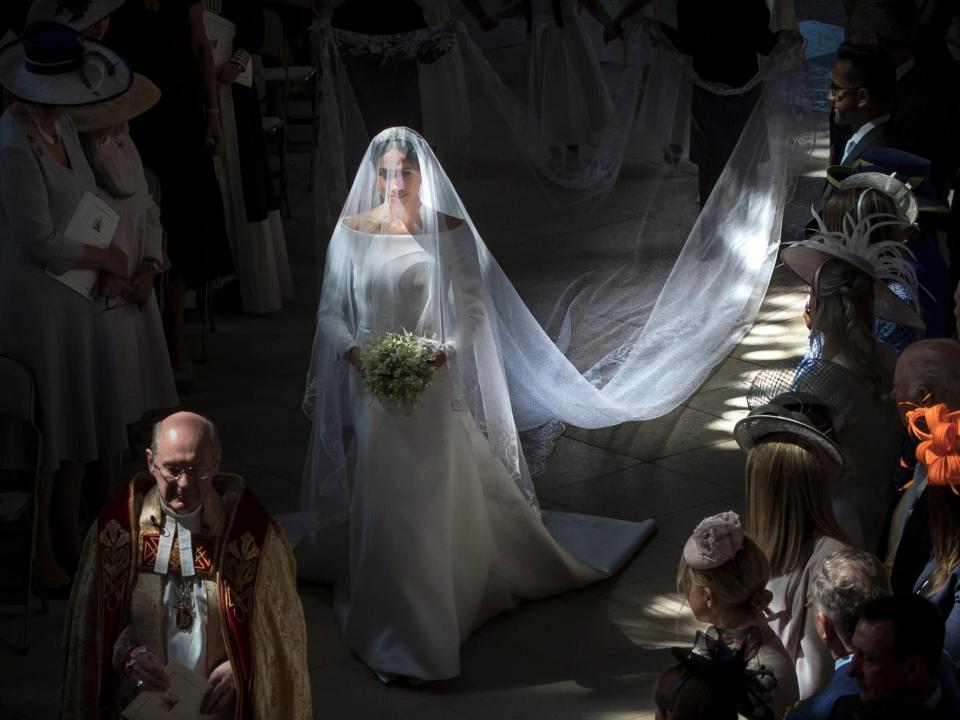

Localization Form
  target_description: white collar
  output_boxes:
[835,654,852,670]
[896,57,916,81]
[923,683,942,710]
[155,499,205,577]
[843,115,890,162]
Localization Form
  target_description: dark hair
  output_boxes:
[835,42,897,109]
[846,0,919,52]
[369,135,420,170]
[857,594,944,671]
[653,663,738,720]
[79,132,134,200]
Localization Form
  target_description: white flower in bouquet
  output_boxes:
[360,331,440,407]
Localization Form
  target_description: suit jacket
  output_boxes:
[786,659,858,720]
[826,653,960,719]
[891,485,931,595]
[890,62,958,192]
[818,123,895,208]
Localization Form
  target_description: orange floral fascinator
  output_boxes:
[906,404,960,493]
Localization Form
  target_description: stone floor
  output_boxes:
[0,6,839,719]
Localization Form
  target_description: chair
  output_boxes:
[0,356,46,654]
[260,7,318,192]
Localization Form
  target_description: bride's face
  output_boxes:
[377,148,421,204]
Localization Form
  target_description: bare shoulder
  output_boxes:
[341,214,380,233]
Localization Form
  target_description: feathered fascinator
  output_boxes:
[906,403,960,494]
[781,204,923,328]
[671,626,777,720]
[683,511,744,570]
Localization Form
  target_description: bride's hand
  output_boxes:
[430,349,447,368]
[346,347,363,372]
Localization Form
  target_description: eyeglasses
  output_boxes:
[151,458,213,481]
[827,83,862,100]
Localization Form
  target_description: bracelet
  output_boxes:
[140,258,162,274]
[206,107,221,116]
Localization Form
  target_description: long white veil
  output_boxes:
[304,9,819,524]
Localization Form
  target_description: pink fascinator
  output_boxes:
[683,511,744,570]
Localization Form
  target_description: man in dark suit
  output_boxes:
[845,0,958,194]
[828,595,960,720]
[887,340,960,594]
[786,550,890,720]
[818,43,897,208]
[829,42,897,166]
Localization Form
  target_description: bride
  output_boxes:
[288,127,653,682]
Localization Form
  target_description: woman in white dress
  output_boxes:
[290,126,653,681]
[72,74,179,429]
[733,393,851,699]
[503,0,615,170]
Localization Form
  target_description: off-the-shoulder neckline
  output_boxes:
[340,214,465,237]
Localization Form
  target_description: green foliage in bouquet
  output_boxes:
[360,331,437,406]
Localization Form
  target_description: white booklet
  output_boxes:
[121,661,209,720]
[204,11,253,88]
[47,191,119,299]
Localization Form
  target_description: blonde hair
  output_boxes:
[677,535,773,613]
[823,187,904,246]
[928,485,960,595]
[810,257,886,393]
[746,439,849,577]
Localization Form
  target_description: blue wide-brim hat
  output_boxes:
[0,21,131,106]
[826,147,949,214]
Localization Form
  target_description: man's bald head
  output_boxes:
[150,411,221,458]
[893,340,960,421]
[147,412,222,513]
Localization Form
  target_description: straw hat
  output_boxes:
[781,240,923,328]
[70,72,159,131]
[0,21,131,106]
[27,0,127,32]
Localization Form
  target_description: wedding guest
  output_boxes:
[71,74,179,427]
[658,0,780,205]
[735,393,851,698]
[209,0,292,315]
[821,181,922,354]
[845,0,958,194]
[500,0,616,173]
[887,339,960,594]
[677,511,800,718]
[107,0,234,385]
[656,627,779,720]
[785,549,891,719]
[0,21,132,592]
[823,148,953,341]
[782,206,922,552]
[826,42,897,168]
[829,595,960,719]
[906,401,960,670]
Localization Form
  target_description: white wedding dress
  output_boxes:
[287,223,652,681]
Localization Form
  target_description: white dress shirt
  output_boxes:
[842,115,890,164]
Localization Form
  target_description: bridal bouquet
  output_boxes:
[361,331,440,407]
